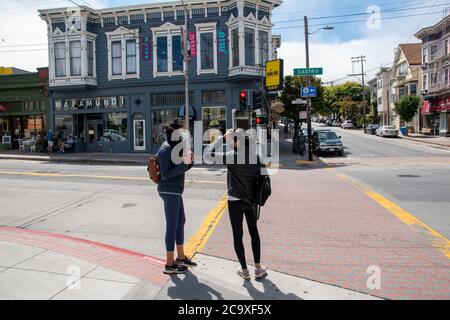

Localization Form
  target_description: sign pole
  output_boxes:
[304,16,313,161]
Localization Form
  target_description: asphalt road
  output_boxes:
[0,160,227,258]
[317,127,450,239]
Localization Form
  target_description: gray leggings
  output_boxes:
[160,193,186,252]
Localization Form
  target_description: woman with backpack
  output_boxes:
[155,119,196,275]
[205,128,268,280]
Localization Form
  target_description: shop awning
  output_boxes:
[435,97,450,112]
[178,105,195,119]
[420,101,431,115]
[0,104,7,112]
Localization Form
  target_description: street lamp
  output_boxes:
[304,18,334,161]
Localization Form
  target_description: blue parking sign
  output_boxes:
[301,86,317,97]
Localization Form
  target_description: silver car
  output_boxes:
[376,125,399,137]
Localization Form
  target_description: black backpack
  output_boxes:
[255,174,271,220]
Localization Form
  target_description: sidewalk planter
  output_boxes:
[400,127,408,136]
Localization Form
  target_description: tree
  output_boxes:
[395,95,420,125]
[279,76,325,135]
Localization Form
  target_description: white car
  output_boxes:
[376,126,399,137]
[341,120,354,129]
[332,120,341,127]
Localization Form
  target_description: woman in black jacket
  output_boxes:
[205,129,267,280]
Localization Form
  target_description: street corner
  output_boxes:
[0,226,170,299]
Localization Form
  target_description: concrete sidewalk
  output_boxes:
[0,150,152,165]
[0,227,377,300]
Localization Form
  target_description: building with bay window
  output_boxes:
[415,14,450,136]
[39,0,282,153]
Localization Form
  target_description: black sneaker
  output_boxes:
[176,257,198,268]
[163,262,188,275]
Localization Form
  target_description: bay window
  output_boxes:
[430,45,438,61]
[87,41,94,76]
[231,28,239,67]
[54,42,66,77]
[423,74,429,91]
[200,32,214,70]
[69,40,81,76]
[244,28,255,66]
[259,31,269,67]
[445,68,449,86]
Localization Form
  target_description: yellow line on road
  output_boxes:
[185,193,228,258]
[335,171,450,260]
[0,170,226,185]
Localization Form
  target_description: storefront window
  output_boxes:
[55,115,74,140]
[104,112,128,142]
[202,90,226,105]
[151,109,179,145]
[202,107,226,143]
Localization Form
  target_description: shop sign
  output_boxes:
[54,96,126,112]
[435,97,450,112]
[218,29,228,55]
[265,59,284,91]
[188,32,197,57]
[27,118,43,130]
[141,36,151,61]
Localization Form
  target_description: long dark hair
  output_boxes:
[165,119,185,148]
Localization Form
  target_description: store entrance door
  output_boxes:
[86,119,103,152]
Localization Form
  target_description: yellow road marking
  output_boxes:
[296,160,316,165]
[0,170,226,185]
[335,171,450,260]
[185,193,228,258]
[267,162,284,169]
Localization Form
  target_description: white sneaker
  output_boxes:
[237,268,251,281]
[255,266,267,279]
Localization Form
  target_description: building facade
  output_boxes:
[415,15,450,136]
[388,44,422,131]
[374,67,391,125]
[39,0,282,153]
[0,68,49,151]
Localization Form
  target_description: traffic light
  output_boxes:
[239,90,249,111]
[255,114,267,126]
[253,91,265,110]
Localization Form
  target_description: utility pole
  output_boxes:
[349,55,367,129]
[304,16,313,161]
[181,0,190,134]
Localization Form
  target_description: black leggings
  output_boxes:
[228,200,261,269]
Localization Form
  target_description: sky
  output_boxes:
[0,0,449,84]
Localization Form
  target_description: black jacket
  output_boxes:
[205,136,263,205]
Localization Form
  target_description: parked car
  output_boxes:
[332,120,342,127]
[341,120,354,129]
[376,125,399,138]
[365,124,380,135]
[312,130,344,156]
[325,120,333,126]
[302,127,315,136]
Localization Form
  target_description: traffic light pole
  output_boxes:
[304,16,313,161]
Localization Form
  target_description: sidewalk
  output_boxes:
[0,150,152,165]
[401,133,450,148]
[202,134,450,300]
[0,226,376,300]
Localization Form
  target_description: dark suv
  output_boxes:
[312,130,344,156]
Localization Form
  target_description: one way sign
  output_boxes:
[300,86,317,98]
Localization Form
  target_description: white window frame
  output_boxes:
[423,47,429,64]
[444,67,449,86]
[133,119,146,151]
[49,26,97,86]
[195,22,218,75]
[445,38,449,56]
[430,44,438,61]
[152,22,184,78]
[423,74,429,91]
[106,27,140,81]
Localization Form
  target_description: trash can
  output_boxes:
[293,134,306,155]
[400,127,408,136]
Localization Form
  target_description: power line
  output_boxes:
[273,10,445,31]
[273,3,450,24]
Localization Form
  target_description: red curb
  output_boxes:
[0,226,168,287]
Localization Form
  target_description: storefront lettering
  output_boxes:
[54,96,126,112]
[218,29,227,55]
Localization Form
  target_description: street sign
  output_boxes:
[300,86,317,98]
[299,111,307,119]
[292,99,307,105]
[293,68,323,76]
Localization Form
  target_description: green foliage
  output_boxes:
[279,75,325,134]
[394,95,421,123]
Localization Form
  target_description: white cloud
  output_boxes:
[279,33,420,85]
[0,0,107,72]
